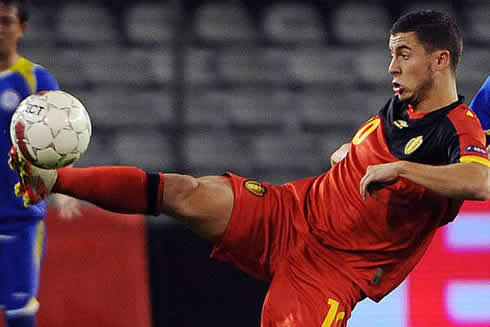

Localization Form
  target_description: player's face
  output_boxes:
[0,4,25,56]
[388,32,435,106]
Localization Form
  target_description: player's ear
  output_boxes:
[19,22,27,37]
[433,50,450,72]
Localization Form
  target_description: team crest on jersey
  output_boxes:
[244,180,267,197]
[466,110,475,118]
[404,136,423,155]
[393,120,408,129]
[0,89,21,111]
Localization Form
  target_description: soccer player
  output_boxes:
[0,1,80,326]
[8,10,490,326]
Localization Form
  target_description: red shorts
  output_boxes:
[211,173,364,327]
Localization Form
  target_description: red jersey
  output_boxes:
[304,96,489,302]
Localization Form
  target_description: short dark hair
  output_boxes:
[390,10,463,72]
[0,0,30,23]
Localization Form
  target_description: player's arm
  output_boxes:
[362,104,490,200]
[360,160,488,201]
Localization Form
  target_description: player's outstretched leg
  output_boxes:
[8,146,234,240]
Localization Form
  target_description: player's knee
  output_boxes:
[3,297,39,319]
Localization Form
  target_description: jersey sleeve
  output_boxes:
[34,65,60,92]
[446,107,489,167]
[469,76,490,144]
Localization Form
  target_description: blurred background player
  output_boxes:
[470,76,490,147]
[469,76,490,193]
[8,10,489,326]
[0,1,80,326]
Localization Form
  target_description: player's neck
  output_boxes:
[412,77,458,114]
[0,51,19,72]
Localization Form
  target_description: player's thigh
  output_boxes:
[211,173,308,281]
[0,221,45,309]
[261,241,363,327]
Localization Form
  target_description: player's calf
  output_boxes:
[162,174,234,239]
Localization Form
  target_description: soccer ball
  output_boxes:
[10,90,91,169]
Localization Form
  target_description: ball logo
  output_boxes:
[244,180,267,197]
[25,103,45,116]
[0,89,20,111]
[352,117,381,145]
[404,136,423,155]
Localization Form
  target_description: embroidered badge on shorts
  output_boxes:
[244,180,267,197]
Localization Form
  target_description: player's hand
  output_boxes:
[331,143,350,166]
[53,194,82,219]
[8,146,57,207]
[360,162,402,200]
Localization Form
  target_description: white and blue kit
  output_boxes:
[470,76,490,146]
[0,57,59,324]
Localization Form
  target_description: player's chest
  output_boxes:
[351,116,448,166]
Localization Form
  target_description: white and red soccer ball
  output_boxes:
[10,90,91,169]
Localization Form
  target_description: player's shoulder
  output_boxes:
[480,76,490,90]
[10,56,59,92]
[446,102,483,129]
[442,102,488,154]
[12,56,42,74]
[33,65,59,89]
[25,57,59,91]
[26,58,56,81]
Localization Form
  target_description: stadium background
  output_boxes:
[4,0,489,326]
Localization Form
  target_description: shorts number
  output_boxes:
[321,298,345,327]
